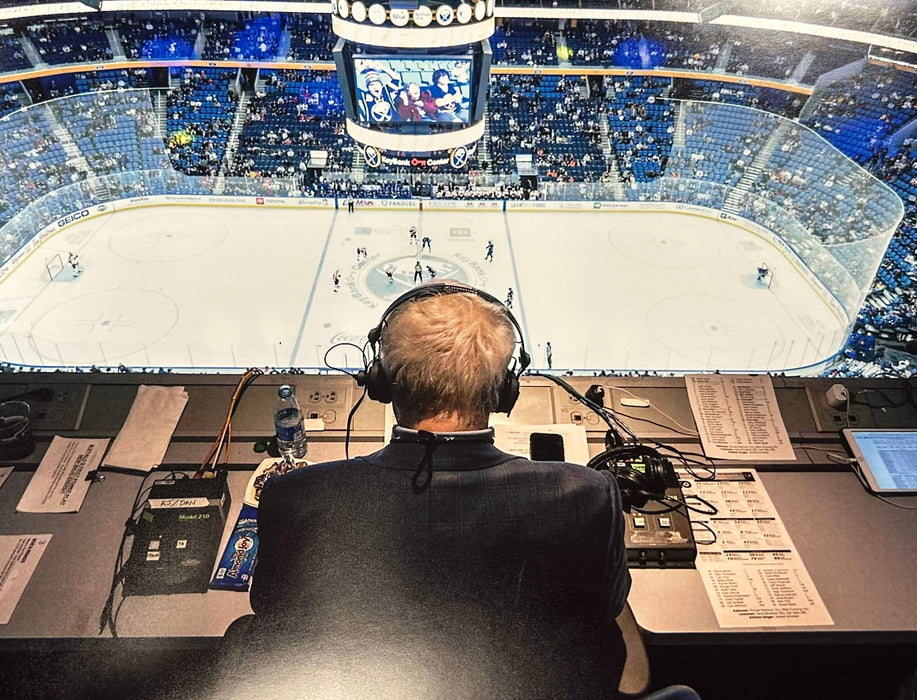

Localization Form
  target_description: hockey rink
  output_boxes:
[0,205,849,373]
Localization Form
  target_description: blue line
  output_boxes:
[290,210,339,366]
[502,211,530,353]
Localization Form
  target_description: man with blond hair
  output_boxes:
[230,282,631,697]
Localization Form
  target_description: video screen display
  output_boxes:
[353,56,473,124]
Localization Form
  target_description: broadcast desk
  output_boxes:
[0,373,915,696]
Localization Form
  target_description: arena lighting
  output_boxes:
[613,36,667,70]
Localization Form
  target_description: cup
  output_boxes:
[0,401,34,460]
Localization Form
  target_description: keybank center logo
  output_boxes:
[359,254,474,302]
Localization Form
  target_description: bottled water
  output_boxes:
[274,385,307,460]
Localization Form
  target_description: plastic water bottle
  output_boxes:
[274,385,307,460]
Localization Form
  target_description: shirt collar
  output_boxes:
[369,426,516,472]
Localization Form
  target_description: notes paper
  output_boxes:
[0,535,51,624]
[685,374,794,461]
[102,385,188,473]
[16,437,108,513]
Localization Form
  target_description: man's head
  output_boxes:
[433,69,450,87]
[377,283,517,430]
[365,71,384,96]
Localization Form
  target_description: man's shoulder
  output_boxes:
[260,457,371,495]
[503,455,615,489]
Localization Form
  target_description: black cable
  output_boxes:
[326,341,375,459]
[614,410,700,437]
[850,387,912,409]
[323,342,366,380]
[691,520,718,545]
[679,493,718,516]
[99,471,188,637]
[344,387,366,460]
[533,372,640,444]
[648,443,718,481]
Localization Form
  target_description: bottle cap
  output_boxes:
[278,385,293,398]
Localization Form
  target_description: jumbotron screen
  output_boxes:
[353,56,472,124]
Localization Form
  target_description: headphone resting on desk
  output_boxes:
[355,282,531,414]
[587,444,674,511]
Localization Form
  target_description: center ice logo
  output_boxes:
[365,255,470,301]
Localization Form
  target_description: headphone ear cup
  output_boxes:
[495,369,520,415]
[365,359,393,404]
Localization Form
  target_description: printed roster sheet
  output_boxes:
[686,469,833,628]
[685,374,795,461]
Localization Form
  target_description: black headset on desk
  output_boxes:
[587,444,674,511]
[354,281,531,415]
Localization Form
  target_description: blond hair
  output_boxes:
[380,289,516,429]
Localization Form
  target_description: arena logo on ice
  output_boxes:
[363,255,474,302]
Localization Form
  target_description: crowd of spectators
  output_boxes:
[115,12,201,61]
[165,67,238,175]
[283,14,336,62]
[564,19,727,71]
[606,75,673,182]
[201,14,282,62]
[0,33,30,72]
[488,73,606,182]
[804,63,917,163]
[490,20,558,65]
[226,68,352,182]
[0,10,914,374]
[0,82,23,118]
[55,89,168,174]
[27,16,111,65]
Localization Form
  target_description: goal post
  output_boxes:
[46,253,64,281]
[756,262,774,289]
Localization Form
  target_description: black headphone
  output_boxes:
[587,445,674,511]
[355,282,531,415]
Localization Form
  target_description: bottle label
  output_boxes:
[275,408,304,443]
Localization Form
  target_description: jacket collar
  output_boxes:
[368,426,519,471]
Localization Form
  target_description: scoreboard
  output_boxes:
[331,0,495,166]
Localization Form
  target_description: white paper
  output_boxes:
[0,466,13,490]
[685,374,795,460]
[686,469,833,628]
[16,437,108,513]
[492,423,590,465]
[102,385,188,472]
[0,534,52,624]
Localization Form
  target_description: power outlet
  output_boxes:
[805,386,871,432]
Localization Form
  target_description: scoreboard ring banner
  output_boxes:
[332,15,494,47]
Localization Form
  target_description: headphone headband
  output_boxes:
[358,282,530,414]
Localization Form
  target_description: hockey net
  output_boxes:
[46,253,64,281]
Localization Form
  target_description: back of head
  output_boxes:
[380,287,515,429]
